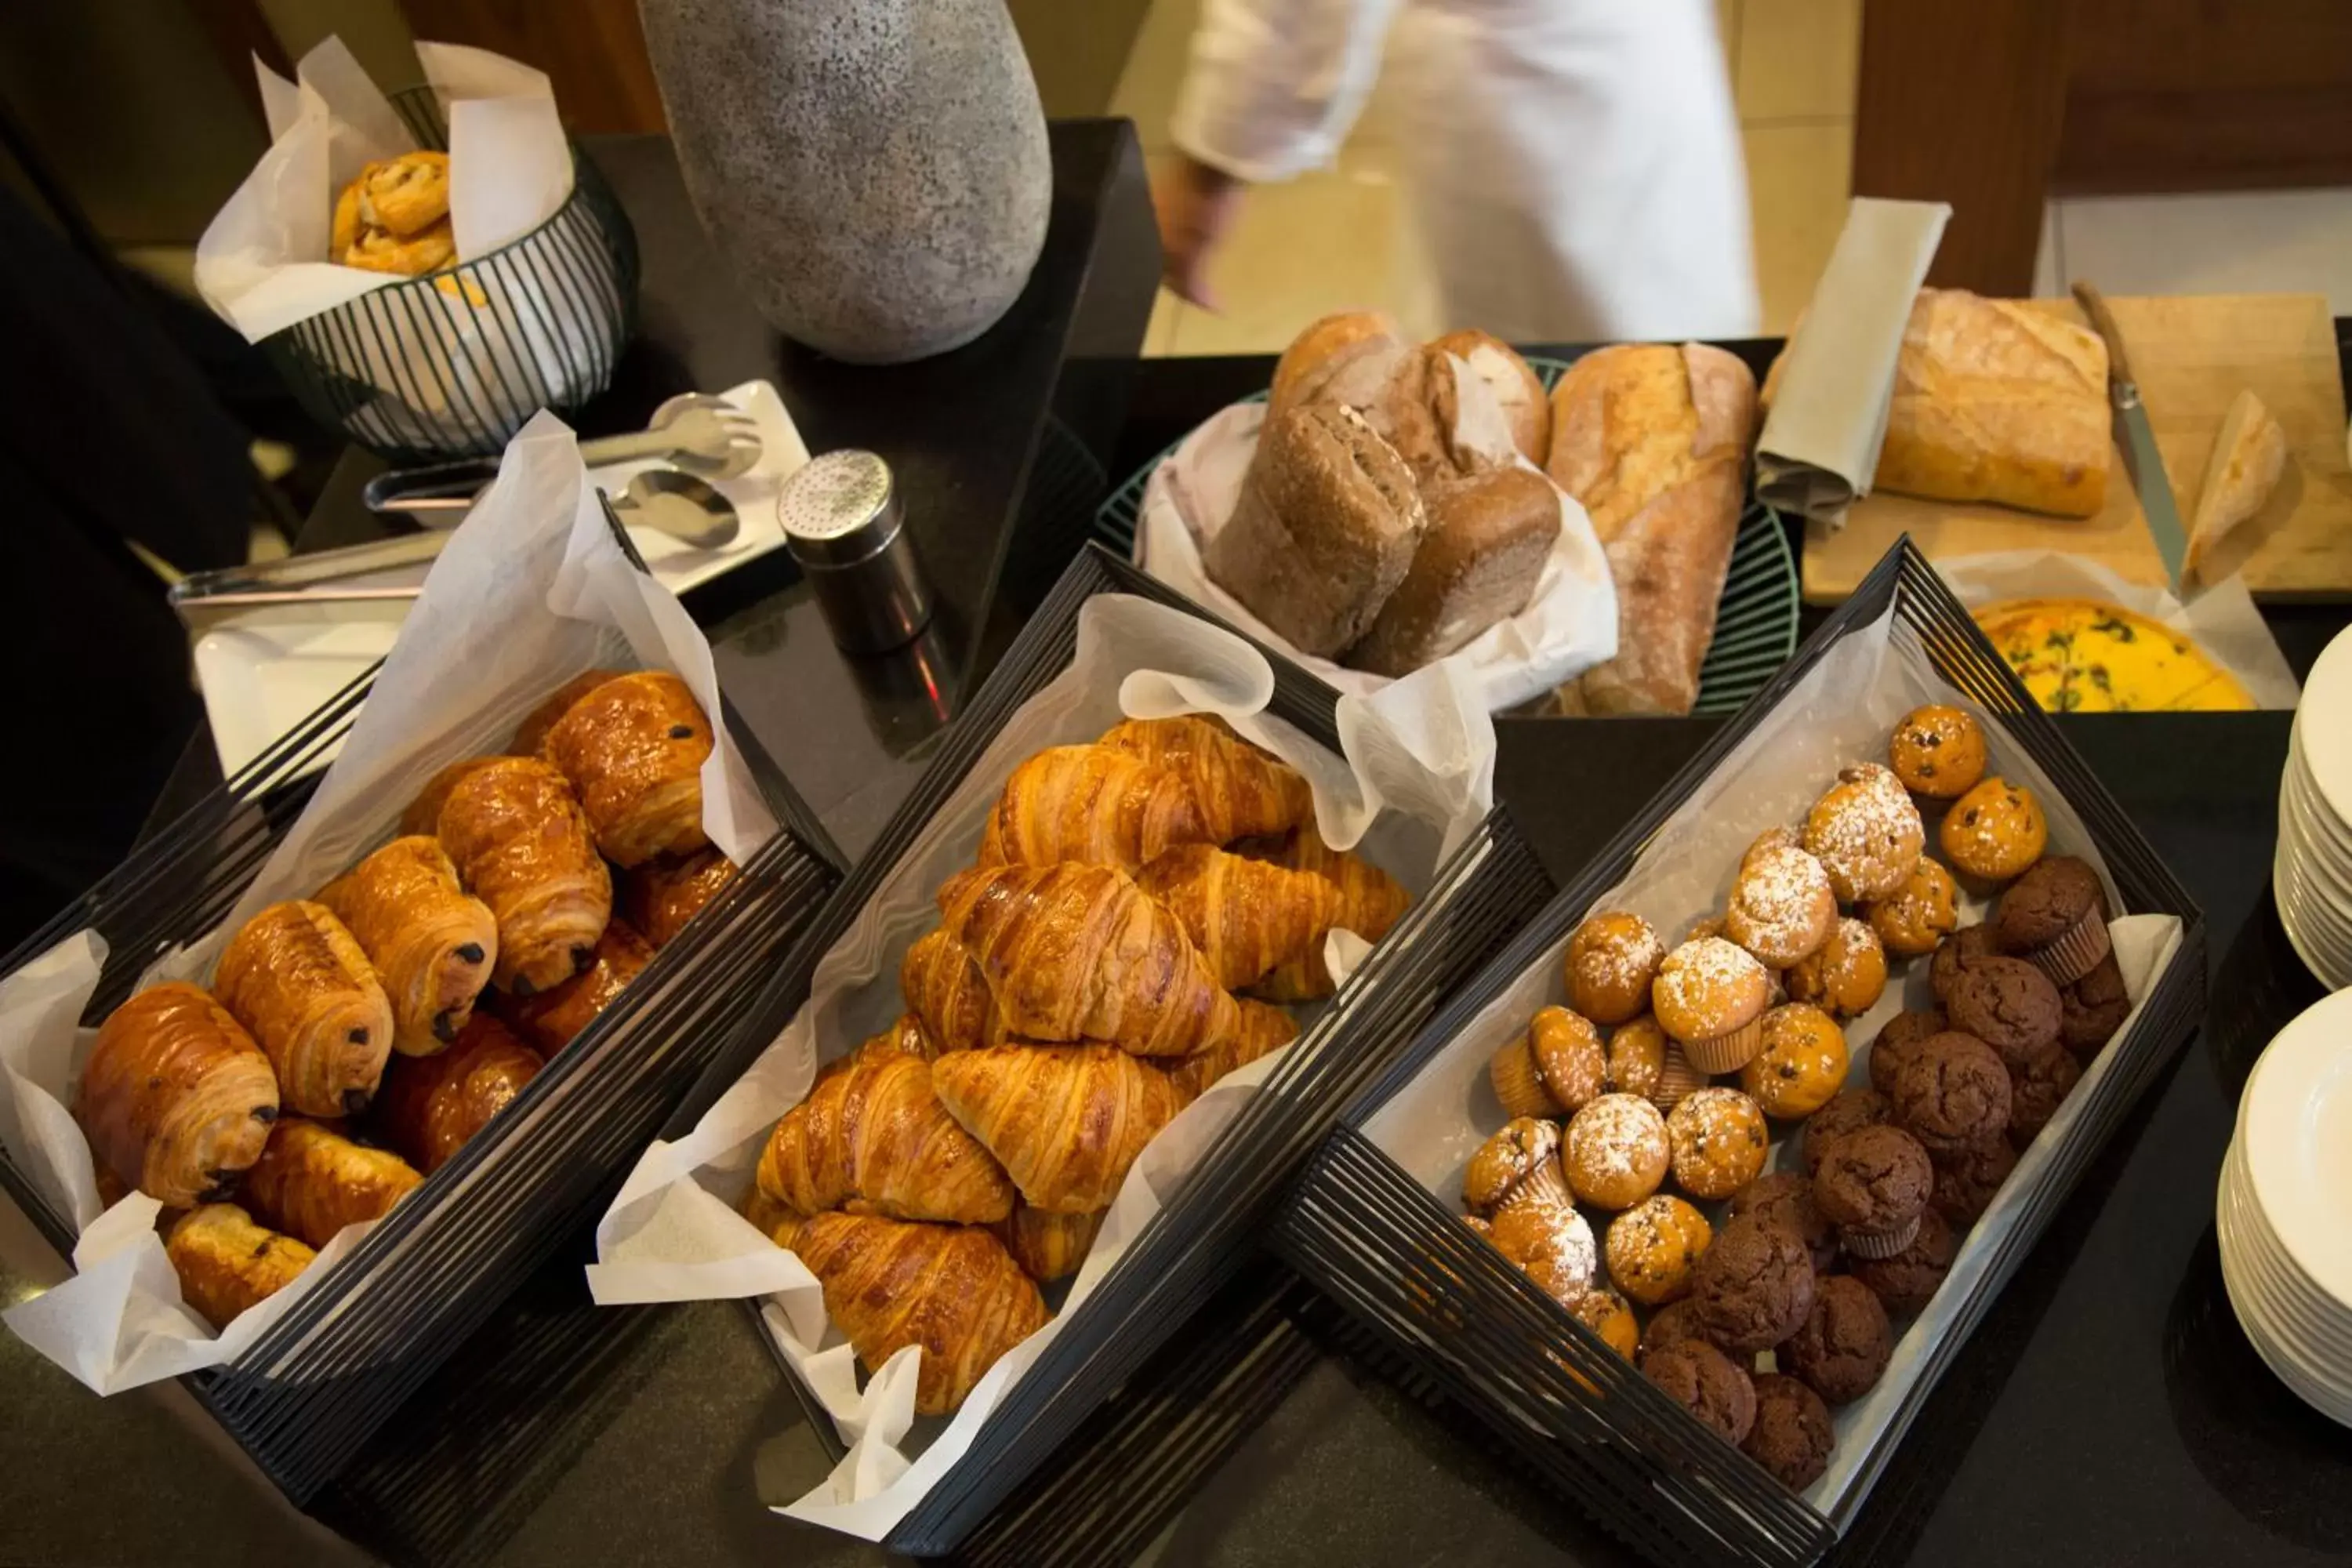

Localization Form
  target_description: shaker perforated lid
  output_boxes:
[777,448,900,567]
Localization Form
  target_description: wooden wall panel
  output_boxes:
[395,0,666,133]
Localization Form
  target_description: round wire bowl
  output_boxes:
[1091,354,1800,715]
[260,86,640,463]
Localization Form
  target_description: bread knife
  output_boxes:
[2071,280,2189,593]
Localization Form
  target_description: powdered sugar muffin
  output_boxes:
[1604,1015,1668,1102]
[1804,763,1926,903]
[1604,1193,1715,1305]
[1489,1005,1610,1119]
[1784,916,1887,1020]
[1488,1192,1599,1308]
[1724,833,1838,968]
[1940,777,2047,884]
[1464,1117,1571,1215]
[1863,857,1960,956]
[1652,937,1771,1073]
[1664,1086,1770,1200]
[1565,912,1665,1025]
[1564,1093,1671,1210]
[1739,1002,1850,1120]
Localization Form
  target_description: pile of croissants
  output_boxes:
[74,667,740,1332]
[742,714,1408,1416]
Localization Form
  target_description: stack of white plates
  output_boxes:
[2274,627,2352,988]
[2215,986,2352,1425]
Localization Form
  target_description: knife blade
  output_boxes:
[2071,280,2190,593]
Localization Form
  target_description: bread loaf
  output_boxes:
[1205,402,1426,657]
[2184,387,2287,586]
[1356,343,1521,486]
[1546,343,1757,715]
[1431,330,1550,463]
[1347,466,1560,676]
[1269,310,1406,424]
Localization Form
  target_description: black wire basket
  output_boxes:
[260,85,639,463]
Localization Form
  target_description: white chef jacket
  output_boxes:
[1171,0,1759,344]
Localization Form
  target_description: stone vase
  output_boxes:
[638,0,1051,365]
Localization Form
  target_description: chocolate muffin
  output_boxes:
[1930,1137,2019,1228]
[2060,953,2131,1058]
[1780,1274,1893,1405]
[1849,1207,1958,1315]
[1867,1009,1949,1097]
[1812,1123,1933,1258]
[1992,855,2112,985]
[1801,1087,1894,1178]
[1728,1170,1837,1272]
[1944,956,2063,1070]
[1642,1341,1757,1443]
[2006,1043,2082,1144]
[1744,1373,1835,1491]
[1692,1214,1817,1356]
[1889,1033,2013,1157]
[1638,1297,1714,1362]
[1929,924,1996,1006]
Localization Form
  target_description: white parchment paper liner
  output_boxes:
[0,414,777,1393]
[589,595,1500,1539]
[1361,600,2187,1515]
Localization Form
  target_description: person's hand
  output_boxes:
[1152,156,1247,310]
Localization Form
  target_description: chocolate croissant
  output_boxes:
[165,1203,314,1330]
[492,920,653,1054]
[993,1202,1104,1283]
[975,745,1211,871]
[1098,715,1313,843]
[899,927,1010,1054]
[786,1211,1047,1415]
[1245,827,1410,1002]
[539,670,713,868]
[1135,843,1345,989]
[214,901,394,1118]
[622,847,739,949]
[758,1040,1014,1224]
[371,1014,543,1174]
[930,1044,1189,1213]
[239,1116,422,1248]
[77,982,280,1207]
[315,836,498,1056]
[511,668,626,756]
[435,757,612,996]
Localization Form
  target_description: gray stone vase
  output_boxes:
[639,0,1051,364]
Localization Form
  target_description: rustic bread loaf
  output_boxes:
[1268,310,1406,425]
[1346,465,1561,677]
[1430,329,1550,463]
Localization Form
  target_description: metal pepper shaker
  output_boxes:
[775,448,935,654]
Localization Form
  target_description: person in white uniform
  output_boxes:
[1156,0,1759,343]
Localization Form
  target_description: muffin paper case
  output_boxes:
[586,595,1499,1542]
[1134,366,1620,713]
[1356,596,2183,1516]
[0,414,777,1394]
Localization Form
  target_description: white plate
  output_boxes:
[193,379,809,779]
[2223,1246,2352,1428]
[2221,1155,2352,1359]
[2295,634,2352,833]
[2240,993,2352,1305]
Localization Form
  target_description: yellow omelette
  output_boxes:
[1972,598,2254,713]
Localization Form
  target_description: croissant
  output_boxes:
[993,1202,1104,1283]
[1168,996,1301,1098]
[539,670,713,868]
[622,847,739,948]
[399,755,508,838]
[165,1203,315,1330]
[931,1044,1189,1213]
[77,982,279,1207]
[786,1211,1047,1415]
[239,1116,423,1248]
[1098,715,1313,843]
[900,927,1010,1053]
[511,668,626,755]
[371,1014,544,1173]
[436,757,612,996]
[315,836,498,1056]
[1135,843,1345,989]
[759,1042,1014,1224]
[1246,827,1410,1002]
[742,1181,802,1246]
[492,920,654,1054]
[215,901,395,1118]
[938,863,1241,1058]
[975,745,1212,870]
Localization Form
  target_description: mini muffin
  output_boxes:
[1929,924,1998,1006]
[1566,912,1666,1025]
[1780,1274,1893,1406]
[1488,1004,1608,1118]
[1944,956,2063,1070]
[1939,776,2046,884]
[1867,1009,1949,1097]
[1569,1287,1641,1360]
[1642,1341,1756,1444]
[1889,1033,2012,1157]
[1605,1016,1669,1101]
[1639,1297,1714,1361]
[1744,1373,1835,1490]
[1692,1214,1817,1355]
[1652,937,1772,1072]
[1724,837,1837,968]
[1929,1137,2018,1229]
[1803,763,1925,903]
[1605,1193,1714,1305]
[1666,1087,1771,1200]
[2060,953,2132,1058]
[1801,1087,1894,1178]
[1993,855,2112,985]
[1653,1040,1709,1113]
[1888,705,1987,800]
[1849,1206,1958,1316]
[1490,1199,1600,1308]
[1784,917,1886,1021]
[1564,1094,1671,1210]
[1463,1116,1570,1215]
[1863,858,1960,958]
[1811,1123,1933,1258]
[1740,1004,1849,1120]
[1740,1174,1838,1276]
[2006,1042,2082,1145]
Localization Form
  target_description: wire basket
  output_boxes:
[261,86,639,463]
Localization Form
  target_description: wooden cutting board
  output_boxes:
[1801,292,2352,602]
